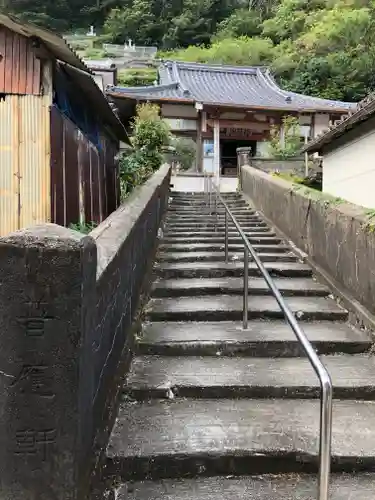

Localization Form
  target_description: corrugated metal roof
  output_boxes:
[0,14,129,142]
[303,94,375,153]
[58,61,128,142]
[108,61,357,113]
[0,14,88,71]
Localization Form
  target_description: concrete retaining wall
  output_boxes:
[0,164,171,500]
[241,164,375,315]
[251,157,308,176]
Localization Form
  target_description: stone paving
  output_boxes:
[105,192,375,498]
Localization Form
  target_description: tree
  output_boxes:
[270,0,375,100]
[213,8,262,40]
[163,36,274,65]
[118,104,171,198]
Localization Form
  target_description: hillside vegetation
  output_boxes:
[3,0,375,100]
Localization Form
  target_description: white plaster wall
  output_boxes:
[164,118,197,131]
[323,129,375,209]
[171,175,238,192]
[314,114,330,137]
[161,104,197,118]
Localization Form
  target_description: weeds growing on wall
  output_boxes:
[118,103,171,200]
[69,221,98,234]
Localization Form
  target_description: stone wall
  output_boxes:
[251,157,308,176]
[0,164,171,500]
[240,164,375,315]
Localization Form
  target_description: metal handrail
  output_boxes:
[204,173,333,500]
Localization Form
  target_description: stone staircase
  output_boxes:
[106,192,375,499]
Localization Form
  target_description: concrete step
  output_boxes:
[162,236,283,245]
[138,321,371,357]
[167,208,254,214]
[157,252,297,263]
[170,203,248,209]
[151,277,329,298]
[146,295,347,322]
[106,398,375,480]
[164,230,276,238]
[116,474,375,500]
[171,192,241,197]
[158,243,289,253]
[170,196,245,202]
[165,222,268,230]
[154,261,311,279]
[126,354,375,400]
[166,216,262,223]
[170,201,243,207]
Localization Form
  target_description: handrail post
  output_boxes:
[215,188,218,232]
[318,377,333,500]
[208,177,212,213]
[204,173,209,213]
[243,247,249,329]
[224,210,229,263]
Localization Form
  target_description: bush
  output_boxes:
[118,103,170,199]
[117,68,158,87]
[84,48,106,59]
[170,137,196,170]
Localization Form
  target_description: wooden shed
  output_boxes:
[0,14,129,236]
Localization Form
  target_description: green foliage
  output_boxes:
[117,68,158,87]
[362,209,375,233]
[69,221,98,234]
[118,104,171,199]
[170,137,196,170]
[273,169,322,190]
[268,116,301,159]
[84,48,106,59]
[272,171,305,183]
[162,36,274,66]
[213,9,263,41]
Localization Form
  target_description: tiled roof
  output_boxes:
[303,93,375,153]
[109,82,190,100]
[108,61,356,112]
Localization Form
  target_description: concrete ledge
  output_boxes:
[91,164,171,277]
[240,165,375,320]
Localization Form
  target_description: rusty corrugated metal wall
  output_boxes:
[0,95,51,236]
[0,26,41,95]
[50,106,119,228]
[0,96,18,235]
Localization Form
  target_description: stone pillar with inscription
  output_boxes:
[0,224,97,500]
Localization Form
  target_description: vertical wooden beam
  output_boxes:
[311,113,316,138]
[196,111,203,172]
[213,119,220,181]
